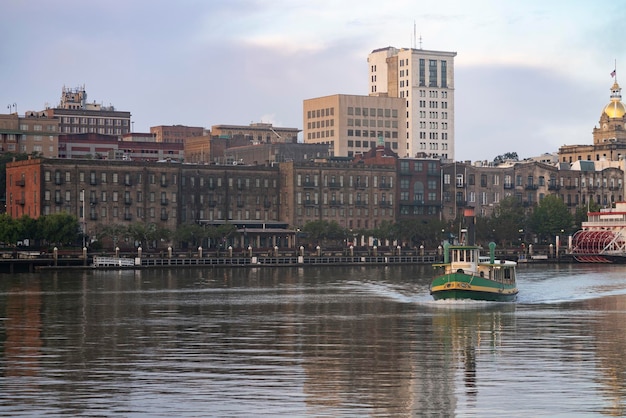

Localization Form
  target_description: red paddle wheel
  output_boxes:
[571,230,620,262]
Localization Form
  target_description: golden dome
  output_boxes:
[604,101,626,118]
[604,80,626,118]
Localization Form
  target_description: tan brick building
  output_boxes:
[0,112,59,157]
[303,94,405,158]
[150,125,205,144]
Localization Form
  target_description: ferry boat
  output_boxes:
[430,242,518,302]
[571,202,626,263]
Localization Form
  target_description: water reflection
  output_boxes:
[0,265,625,416]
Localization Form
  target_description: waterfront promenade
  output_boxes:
[0,245,571,273]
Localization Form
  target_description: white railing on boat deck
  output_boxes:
[93,256,136,267]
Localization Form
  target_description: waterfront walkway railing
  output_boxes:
[137,255,437,267]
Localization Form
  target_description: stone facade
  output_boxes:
[0,112,59,157]
[211,123,299,144]
[442,160,625,220]
[150,125,205,144]
[302,94,405,158]
[397,158,442,220]
[280,146,398,232]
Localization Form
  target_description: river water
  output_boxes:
[1,263,625,417]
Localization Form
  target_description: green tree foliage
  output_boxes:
[573,200,601,231]
[126,222,171,249]
[529,195,573,241]
[0,214,20,244]
[395,219,447,248]
[489,196,526,247]
[302,220,346,246]
[40,213,81,246]
[371,220,397,245]
[493,152,519,164]
[175,223,207,247]
[97,224,129,249]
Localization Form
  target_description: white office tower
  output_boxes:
[368,47,456,160]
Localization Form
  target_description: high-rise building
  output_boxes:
[368,47,456,160]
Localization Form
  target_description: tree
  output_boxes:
[493,152,519,164]
[301,220,346,246]
[0,214,20,245]
[573,200,600,231]
[528,195,573,242]
[97,223,129,250]
[489,196,526,247]
[371,220,397,246]
[175,223,207,248]
[39,213,81,246]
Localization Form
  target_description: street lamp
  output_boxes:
[81,189,86,248]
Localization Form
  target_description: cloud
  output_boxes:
[455,64,605,161]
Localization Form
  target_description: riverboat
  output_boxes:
[430,242,518,302]
[570,202,626,263]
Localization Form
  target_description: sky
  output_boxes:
[1,0,625,162]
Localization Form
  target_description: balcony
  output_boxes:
[329,200,342,207]
[160,213,169,220]
[378,183,391,190]
[355,201,367,207]
[208,200,217,207]
[354,183,366,190]
[16,198,25,206]
[90,213,98,220]
[263,201,271,208]
[160,180,169,187]
[455,200,467,207]
[302,181,316,189]
[54,178,64,185]
[89,197,98,205]
[504,183,514,189]
[124,213,132,221]
[15,179,25,187]
[328,181,341,189]
[303,199,317,207]
[124,179,133,186]
[161,198,169,205]
[54,198,63,205]
[379,201,392,207]
[89,178,98,186]
[124,198,133,205]
[548,184,561,191]
[525,184,538,190]
[236,201,244,208]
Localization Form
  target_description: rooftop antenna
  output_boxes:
[413,21,416,48]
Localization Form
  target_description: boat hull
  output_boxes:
[430,273,518,302]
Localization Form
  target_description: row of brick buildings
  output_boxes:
[6,142,624,248]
